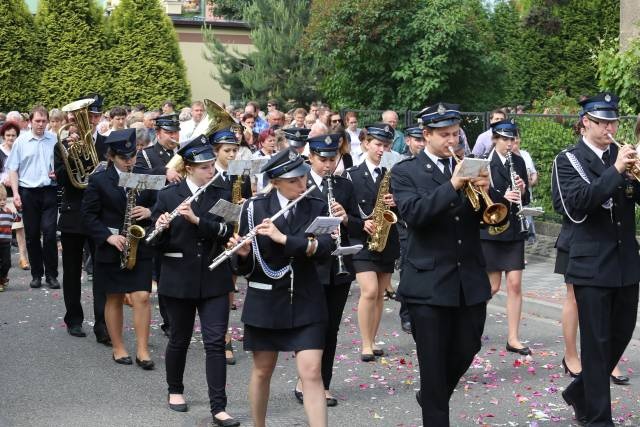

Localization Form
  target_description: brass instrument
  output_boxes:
[325,176,348,276]
[121,186,146,270]
[448,147,508,226]
[367,169,397,253]
[57,98,101,189]
[231,174,244,234]
[606,133,640,181]
[506,150,528,234]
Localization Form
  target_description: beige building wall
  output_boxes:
[176,25,253,106]
[620,0,640,50]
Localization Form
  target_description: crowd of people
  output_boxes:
[0,91,638,426]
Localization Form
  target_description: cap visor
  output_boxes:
[277,162,311,179]
[587,111,619,121]
[159,125,180,132]
[426,118,461,128]
[313,150,339,158]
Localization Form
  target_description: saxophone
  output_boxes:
[120,186,146,270]
[367,170,397,252]
[231,174,244,234]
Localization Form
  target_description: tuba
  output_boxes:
[121,186,146,270]
[368,169,397,252]
[57,98,101,189]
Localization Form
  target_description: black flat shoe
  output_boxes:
[135,357,155,370]
[401,321,412,334]
[167,394,188,412]
[326,396,338,407]
[611,374,630,385]
[212,415,240,427]
[46,277,60,289]
[561,389,587,425]
[67,325,86,337]
[293,389,304,404]
[416,390,422,407]
[506,342,532,356]
[361,353,375,362]
[29,278,41,289]
[225,341,236,366]
[383,290,396,300]
[561,358,580,378]
[96,334,112,347]
[112,354,132,365]
[372,349,384,357]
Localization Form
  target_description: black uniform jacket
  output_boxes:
[234,190,332,329]
[95,133,108,162]
[555,139,640,287]
[213,171,253,203]
[81,165,155,264]
[306,174,364,285]
[390,150,491,307]
[346,162,400,264]
[134,143,174,176]
[151,181,234,299]
[479,151,530,241]
[551,146,576,253]
[55,142,86,234]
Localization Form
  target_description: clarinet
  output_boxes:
[325,176,348,277]
[506,150,529,234]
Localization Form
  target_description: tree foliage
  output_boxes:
[105,0,190,108]
[596,37,640,115]
[35,0,107,108]
[203,0,316,108]
[206,0,250,21]
[0,0,42,111]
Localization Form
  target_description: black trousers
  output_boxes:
[19,186,58,280]
[321,282,351,390]
[61,233,106,333]
[164,293,230,415]
[154,252,170,330]
[397,223,410,324]
[0,242,11,277]
[565,284,638,426]
[408,302,487,427]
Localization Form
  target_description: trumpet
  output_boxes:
[447,147,508,225]
[325,176,348,276]
[606,133,640,181]
[208,186,317,271]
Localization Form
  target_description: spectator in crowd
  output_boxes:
[245,101,268,134]
[162,100,176,115]
[267,110,285,129]
[0,113,6,126]
[329,112,343,131]
[0,184,18,292]
[6,112,26,130]
[344,112,361,150]
[178,107,192,123]
[292,108,307,128]
[382,110,405,154]
[143,111,159,143]
[106,106,127,136]
[304,113,316,129]
[7,106,59,289]
[266,99,278,113]
[135,127,151,152]
[48,109,65,135]
[126,111,144,128]
[351,129,367,166]
[0,121,29,270]
[309,102,320,119]
[318,106,331,128]
[284,109,295,128]
[472,108,506,156]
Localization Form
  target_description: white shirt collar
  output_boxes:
[423,147,451,172]
[309,168,324,188]
[583,136,608,161]
[276,189,291,210]
[215,164,227,179]
[185,177,199,195]
[364,158,381,178]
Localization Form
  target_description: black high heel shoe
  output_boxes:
[610,374,630,385]
[561,358,580,378]
[505,342,532,356]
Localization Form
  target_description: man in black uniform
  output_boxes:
[134,113,181,336]
[390,103,491,425]
[555,93,640,426]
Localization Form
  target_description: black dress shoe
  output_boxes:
[506,342,532,356]
[561,358,580,378]
[212,415,240,427]
[29,278,42,289]
[67,325,87,337]
[611,374,630,385]
[167,394,188,412]
[96,334,112,346]
[46,277,60,289]
[416,390,422,407]
[561,389,587,425]
[135,357,155,370]
[112,354,133,365]
[326,396,338,407]
[361,353,375,362]
[401,321,412,334]
[293,389,304,404]
[372,349,384,357]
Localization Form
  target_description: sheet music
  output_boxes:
[227,158,269,176]
[380,151,406,170]
[118,172,165,190]
[209,199,242,223]
[455,158,489,178]
[304,216,342,235]
[331,244,363,256]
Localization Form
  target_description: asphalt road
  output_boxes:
[0,252,638,427]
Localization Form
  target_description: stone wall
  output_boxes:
[620,0,640,50]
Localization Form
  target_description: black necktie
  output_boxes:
[373,167,382,184]
[222,171,228,181]
[438,159,452,178]
[321,177,329,196]
[286,202,295,227]
[602,150,611,167]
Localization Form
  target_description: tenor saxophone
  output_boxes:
[367,170,397,252]
[121,187,146,270]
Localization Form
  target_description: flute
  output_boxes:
[145,171,221,243]
[208,185,317,271]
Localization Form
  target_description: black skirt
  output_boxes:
[554,249,569,275]
[353,260,395,274]
[243,322,326,352]
[480,240,525,272]
[94,259,153,294]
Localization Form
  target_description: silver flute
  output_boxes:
[145,171,221,243]
[325,176,348,276]
[208,185,317,271]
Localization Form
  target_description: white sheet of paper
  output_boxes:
[455,158,490,178]
[518,207,545,217]
[331,244,363,256]
[118,172,165,190]
[380,151,406,170]
[209,199,242,223]
[304,216,342,235]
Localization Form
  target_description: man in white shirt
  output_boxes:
[179,100,205,143]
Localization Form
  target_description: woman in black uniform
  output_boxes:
[346,124,400,362]
[479,119,531,355]
[152,134,239,426]
[229,149,332,427]
[82,129,155,368]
